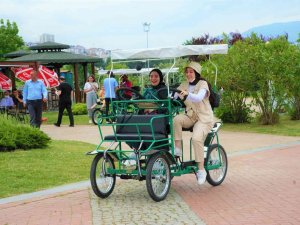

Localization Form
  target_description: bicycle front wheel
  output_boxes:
[92,109,103,125]
[90,153,116,198]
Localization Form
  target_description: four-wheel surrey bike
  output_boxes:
[87,44,229,201]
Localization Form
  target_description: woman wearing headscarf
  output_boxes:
[143,69,167,100]
[173,61,214,185]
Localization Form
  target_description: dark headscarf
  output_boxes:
[149,68,165,89]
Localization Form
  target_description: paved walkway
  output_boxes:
[0,125,299,225]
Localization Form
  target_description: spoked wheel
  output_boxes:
[146,153,171,202]
[92,108,103,125]
[205,144,228,186]
[90,153,116,198]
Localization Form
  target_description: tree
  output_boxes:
[0,19,24,59]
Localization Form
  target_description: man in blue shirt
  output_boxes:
[23,69,48,128]
[103,71,118,123]
[0,90,14,109]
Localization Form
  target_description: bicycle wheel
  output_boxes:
[205,144,228,186]
[146,153,171,202]
[92,108,103,125]
[90,153,116,198]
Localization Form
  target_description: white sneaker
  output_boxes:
[196,169,207,185]
[174,147,182,157]
[89,120,92,124]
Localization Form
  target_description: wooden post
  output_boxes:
[91,63,95,76]
[73,63,80,103]
[83,63,88,82]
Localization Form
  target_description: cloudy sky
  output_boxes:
[1,0,300,50]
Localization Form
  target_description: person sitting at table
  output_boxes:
[11,88,23,109]
[0,90,15,109]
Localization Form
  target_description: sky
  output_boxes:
[1,0,300,50]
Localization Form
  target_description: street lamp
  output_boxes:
[143,22,151,70]
[143,22,151,48]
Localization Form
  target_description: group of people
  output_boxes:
[0,89,23,110]
[83,72,132,124]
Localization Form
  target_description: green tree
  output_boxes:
[0,19,24,59]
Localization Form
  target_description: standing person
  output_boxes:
[103,71,118,123]
[23,69,48,128]
[120,74,132,99]
[173,62,214,185]
[53,76,74,127]
[84,75,98,124]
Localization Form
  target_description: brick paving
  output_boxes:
[1,125,299,225]
[0,189,92,225]
[173,145,300,225]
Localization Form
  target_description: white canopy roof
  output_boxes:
[98,67,179,75]
[111,44,228,60]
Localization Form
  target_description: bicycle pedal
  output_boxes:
[181,160,196,168]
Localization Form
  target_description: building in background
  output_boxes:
[40,33,55,43]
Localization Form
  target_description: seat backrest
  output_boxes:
[116,115,167,135]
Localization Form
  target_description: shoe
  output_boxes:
[53,123,60,127]
[69,124,74,127]
[196,169,207,185]
[174,147,182,157]
[106,121,112,124]
[89,120,92,124]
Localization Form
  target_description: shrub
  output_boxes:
[0,117,50,151]
[63,103,87,115]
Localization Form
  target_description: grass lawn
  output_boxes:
[43,111,90,125]
[222,115,300,136]
[0,140,96,198]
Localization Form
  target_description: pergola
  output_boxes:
[0,41,103,102]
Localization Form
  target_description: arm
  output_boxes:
[23,82,28,105]
[186,89,207,102]
[41,82,48,102]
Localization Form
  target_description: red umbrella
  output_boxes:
[38,65,59,88]
[0,72,12,90]
[12,66,59,88]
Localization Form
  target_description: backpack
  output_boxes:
[208,86,221,110]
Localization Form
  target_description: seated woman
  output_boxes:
[143,69,167,100]
[173,62,214,185]
[142,69,168,114]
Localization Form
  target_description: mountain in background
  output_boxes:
[242,21,300,43]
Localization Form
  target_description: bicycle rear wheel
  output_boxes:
[205,144,228,186]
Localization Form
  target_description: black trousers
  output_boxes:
[56,100,74,125]
[105,98,116,121]
[27,99,43,128]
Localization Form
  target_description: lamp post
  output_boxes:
[143,22,151,69]
[143,22,151,48]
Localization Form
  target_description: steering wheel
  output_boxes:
[156,87,185,115]
[116,87,144,100]
[156,87,182,99]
